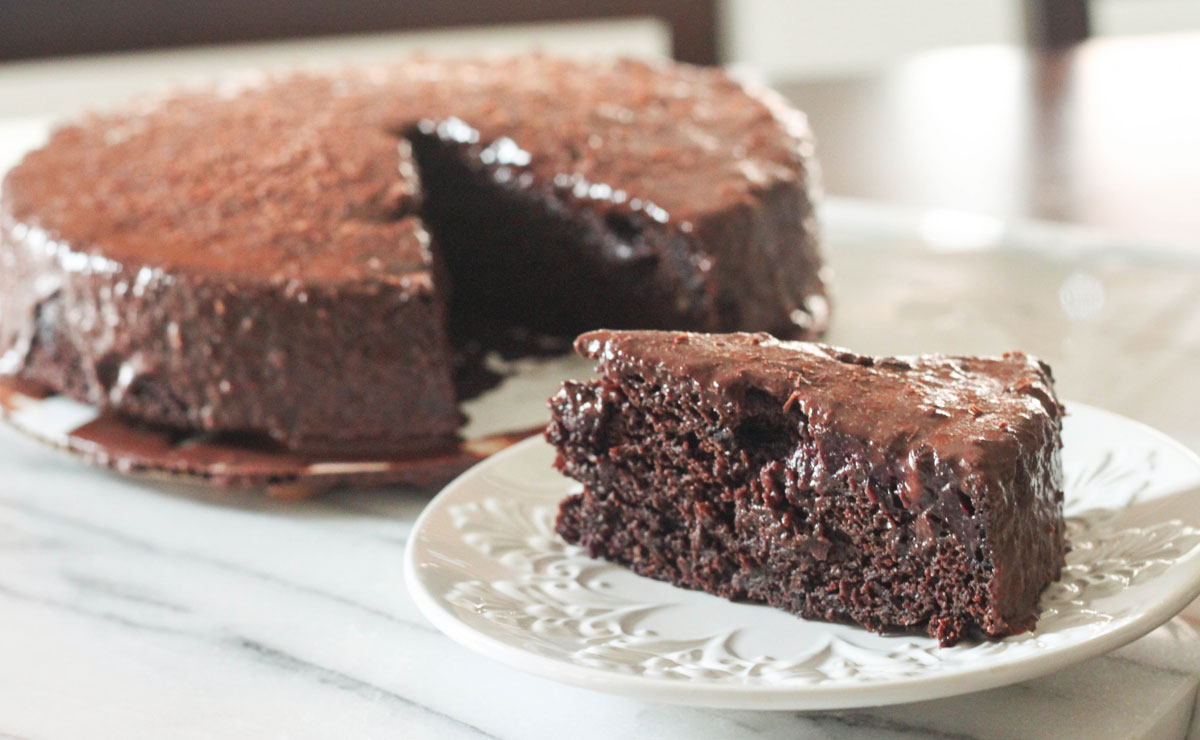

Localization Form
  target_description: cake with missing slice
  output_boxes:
[0,56,826,459]
[548,330,1065,646]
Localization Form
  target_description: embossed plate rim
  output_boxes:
[405,402,1200,709]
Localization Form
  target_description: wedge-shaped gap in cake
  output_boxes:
[391,118,718,344]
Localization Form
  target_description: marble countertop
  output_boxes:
[3,38,1200,739]
[2,420,1199,740]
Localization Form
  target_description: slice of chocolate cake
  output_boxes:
[548,330,1065,646]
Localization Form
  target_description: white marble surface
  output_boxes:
[1,422,1199,740]
[3,41,1200,738]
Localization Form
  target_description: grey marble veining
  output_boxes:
[0,424,1197,740]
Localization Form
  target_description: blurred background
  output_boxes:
[2,0,1199,248]
[5,0,1200,78]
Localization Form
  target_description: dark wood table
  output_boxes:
[778,32,1200,248]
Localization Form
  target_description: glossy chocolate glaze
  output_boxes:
[0,56,826,455]
[554,330,1065,644]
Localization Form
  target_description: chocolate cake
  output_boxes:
[0,56,827,456]
[549,330,1065,646]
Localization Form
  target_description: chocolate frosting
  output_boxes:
[575,330,1062,475]
[3,56,824,302]
[0,56,827,454]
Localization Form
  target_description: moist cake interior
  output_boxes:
[554,368,1000,643]
[407,123,713,346]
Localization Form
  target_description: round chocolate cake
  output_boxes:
[0,56,828,456]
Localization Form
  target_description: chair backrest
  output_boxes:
[0,0,719,64]
[1024,0,1091,47]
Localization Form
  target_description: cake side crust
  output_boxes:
[0,211,461,455]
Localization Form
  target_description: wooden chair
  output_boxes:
[0,1,718,63]
[1024,0,1090,47]
[0,0,1087,64]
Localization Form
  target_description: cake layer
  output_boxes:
[0,56,827,454]
[549,330,1065,645]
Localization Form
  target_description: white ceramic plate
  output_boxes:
[406,402,1200,709]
